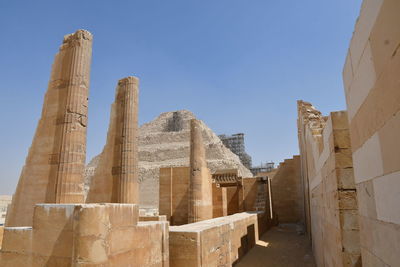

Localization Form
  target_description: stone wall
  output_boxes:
[271,156,303,223]
[0,204,168,266]
[343,1,400,266]
[242,177,270,212]
[298,101,361,267]
[159,167,189,225]
[169,212,262,267]
[212,184,227,218]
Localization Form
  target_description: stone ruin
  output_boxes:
[3,1,400,265]
[0,29,272,267]
[85,109,253,209]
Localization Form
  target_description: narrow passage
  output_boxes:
[236,224,316,267]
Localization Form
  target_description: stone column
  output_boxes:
[6,30,93,226]
[116,77,139,203]
[54,30,93,203]
[188,119,213,223]
[86,77,139,204]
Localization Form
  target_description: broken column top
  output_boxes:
[60,29,93,50]
[118,76,139,85]
[63,29,93,42]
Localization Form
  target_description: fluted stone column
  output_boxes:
[86,77,139,204]
[188,119,213,223]
[116,77,139,203]
[54,31,92,203]
[6,30,92,226]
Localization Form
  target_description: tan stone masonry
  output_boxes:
[188,119,213,223]
[6,30,93,227]
[86,76,139,204]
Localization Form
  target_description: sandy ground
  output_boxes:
[236,224,316,267]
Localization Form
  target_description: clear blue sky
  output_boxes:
[0,0,362,194]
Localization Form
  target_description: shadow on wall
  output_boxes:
[233,223,256,266]
[171,191,188,226]
[270,156,304,225]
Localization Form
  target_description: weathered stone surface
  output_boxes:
[169,212,260,267]
[86,76,139,204]
[188,119,213,223]
[6,30,93,227]
[297,102,361,266]
[0,204,168,267]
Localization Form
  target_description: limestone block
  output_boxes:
[373,171,400,224]
[347,42,376,121]
[324,205,340,229]
[33,204,75,230]
[322,223,342,266]
[324,170,339,193]
[109,228,136,255]
[342,229,361,254]
[340,210,359,231]
[333,129,351,149]
[378,109,400,175]
[359,215,400,267]
[360,247,388,267]
[73,204,110,238]
[352,133,384,183]
[74,236,108,263]
[349,0,383,69]
[169,231,200,267]
[336,168,356,190]
[356,181,377,219]
[200,225,230,266]
[139,215,167,221]
[342,252,362,267]
[331,111,350,130]
[338,191,358,210]
[0,252,33,267]
[369,0,400,75]
[1,227,32,253]
[335,148,353,169]
[349,46,400,151]
[108,203,138,228]
[170,213,259,267]
[32,229,73,258]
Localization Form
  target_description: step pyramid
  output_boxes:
[85,110,253,208]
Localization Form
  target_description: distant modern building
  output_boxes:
[0,195,12,225]
[250,162,275,176]
[218,133,252,169]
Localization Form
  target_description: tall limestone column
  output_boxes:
[86,77,139,204]
[188,119,213,223]
[6,30,93,226]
